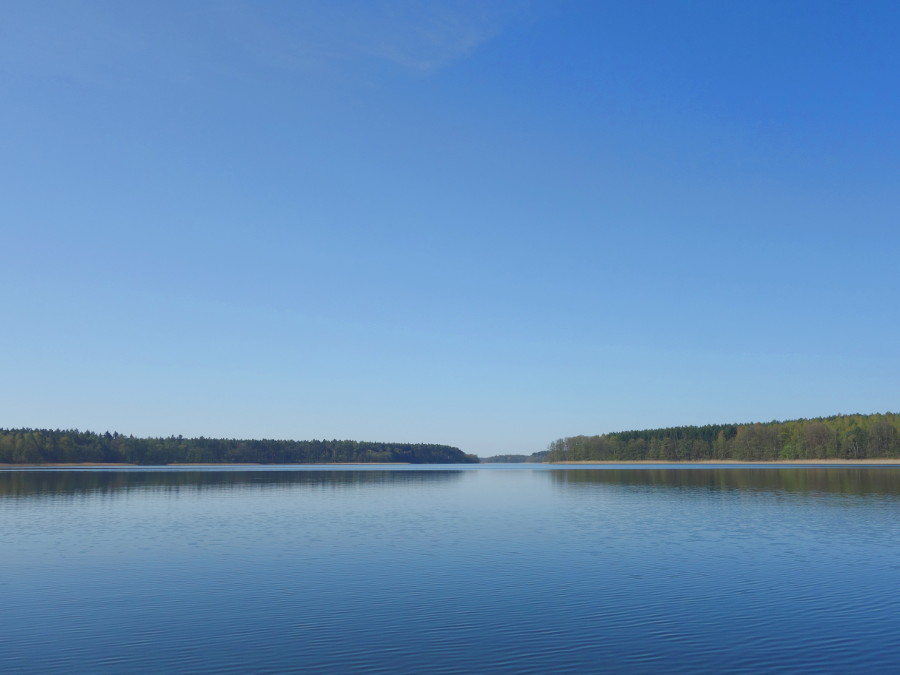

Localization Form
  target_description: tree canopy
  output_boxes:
[546,413,900,462]
[0,429,479,465]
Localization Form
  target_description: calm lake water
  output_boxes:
[2,465,899,674]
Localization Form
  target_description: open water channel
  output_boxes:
[2,465,899,673]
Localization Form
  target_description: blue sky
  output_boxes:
[3,0,898,456]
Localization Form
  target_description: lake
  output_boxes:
[2,465,899,673]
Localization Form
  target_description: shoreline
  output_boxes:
[0,462,415,468]
[546,459,900,465]
[0,462,139,467]
[4,460,900,468]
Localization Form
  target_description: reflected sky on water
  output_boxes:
[2,466,899,674]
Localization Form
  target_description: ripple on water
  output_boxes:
[2,467,900,673]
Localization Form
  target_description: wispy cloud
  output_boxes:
[340,1,513,72]
[219,0,535,75]
[0,1,539,90]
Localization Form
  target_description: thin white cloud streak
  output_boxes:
[1,1,539,88]
[218,0,535,75]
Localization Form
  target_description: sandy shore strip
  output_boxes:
[548,459,900,465]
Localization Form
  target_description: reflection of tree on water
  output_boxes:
[548,467,900,497]
[0,469,465,500]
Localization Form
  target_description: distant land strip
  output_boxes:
[0,429,479,465]
[544,412,900,463]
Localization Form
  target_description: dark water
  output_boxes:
[2,465,899,674]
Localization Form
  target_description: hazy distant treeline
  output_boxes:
[0,429,479,465]
[547,413,900,462]
[482,451,549,463]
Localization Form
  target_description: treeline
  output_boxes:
[546,413,900,462]
[0,429,479,465]
[482,451,550,463]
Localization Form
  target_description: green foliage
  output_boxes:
[546,413,900,462]
[0,429,478,465]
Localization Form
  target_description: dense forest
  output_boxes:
[546,413,900,462]
[0,429,479,465]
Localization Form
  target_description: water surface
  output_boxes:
[2,465,899,673]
